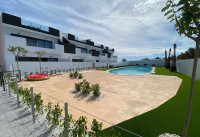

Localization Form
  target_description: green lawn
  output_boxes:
[98,68,114,71]
[102,67,200,137]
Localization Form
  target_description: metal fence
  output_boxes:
[3,76,143,137]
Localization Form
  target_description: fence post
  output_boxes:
[30,87,35,123]
[8,76,11,97]
[65,102,69,137]
[15,79,20,107]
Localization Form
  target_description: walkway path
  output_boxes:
[0,86,51,137]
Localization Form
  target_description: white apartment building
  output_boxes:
[0,12,118,74]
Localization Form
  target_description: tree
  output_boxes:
[7,46,28,74]
[121,58,126,62]
[171,43,177,71]
[142,58,150,60]
[188,47,196,58]
[165,50,168,68]
[177,47,200,60]
[155,57,161,59]
[162,1,200,136]
[35,51,46,74]
[166,48,171,69]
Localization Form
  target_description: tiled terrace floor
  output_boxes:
[0,86,51,137]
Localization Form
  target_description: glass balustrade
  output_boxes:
[21,19,49,32]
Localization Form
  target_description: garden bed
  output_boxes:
[27,74,50,81]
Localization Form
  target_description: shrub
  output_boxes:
[82,80,91,94]
[91,119,102,137]
[36,71,39,74]
[69,73,74,78]
[72,116,87,137]
[75,83,81,92]
[34,93,43,114]
[51,103,63,126]
[15,73,19,80]
[73,71,78,78]
[24,72,27,78]
[78,73,83,79]
[92,84,101,97]
[63,69,65,73]
[54,69,57,75]
[10,81,16,93]
[30,72,33,75]
[21,87,31,107]
[50,70,53,76]
[66,69,68,73]
[46,102,53,123]
[58,69,60,74]
[46,102,62,129]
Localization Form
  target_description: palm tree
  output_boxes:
[171,43,177,71]
[167,48,171,69]
[7,46,28,75]
[165,50,167,68]
[35,51,46,73]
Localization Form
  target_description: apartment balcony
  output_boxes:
[5,35,64,55]
[110,55,118,62]
[2,12,59,37]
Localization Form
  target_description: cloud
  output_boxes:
[0,0,195,61]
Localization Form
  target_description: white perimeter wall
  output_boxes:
[110,59,200,80]
[176,59,200,80]
[13,62,108,75]
[110,59,165,67]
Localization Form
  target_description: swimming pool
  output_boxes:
[108,66,153,75]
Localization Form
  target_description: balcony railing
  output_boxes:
[21,19,49,32]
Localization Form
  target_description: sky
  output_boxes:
[0,0,196,61]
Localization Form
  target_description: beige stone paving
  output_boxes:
[19,70,182,129]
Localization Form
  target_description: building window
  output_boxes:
[27,38,37,47]
[27,38,52,48]
[72,59,84,62]
[45,41,52,48]
[81,48,87,54]
[37,39,45,48]
[100,52,105,56]
[16,56,58,62]
[96,60,99,62]
[11,33,53,49]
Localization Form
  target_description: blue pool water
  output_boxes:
[108,67,152,75]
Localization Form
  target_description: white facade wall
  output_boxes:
[4,35,109,72]
[1,18,117,73]
[0,15,5,70]
[2,24,58,48]
[176,59,200,80]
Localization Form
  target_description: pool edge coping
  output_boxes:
[106,66,155,76]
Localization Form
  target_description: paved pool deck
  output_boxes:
[0,87,51,137]
[19,70,182,129]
